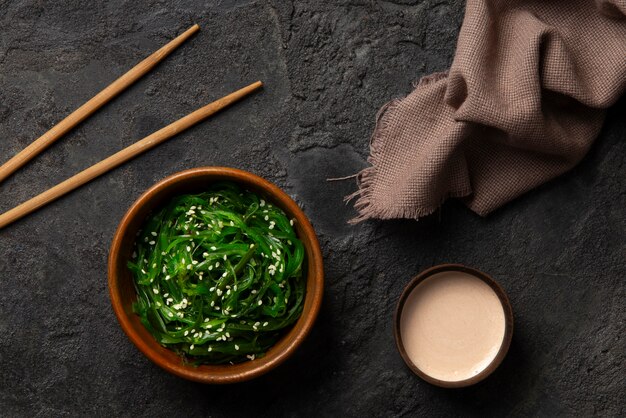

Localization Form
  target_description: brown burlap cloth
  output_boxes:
[349,0,626,222]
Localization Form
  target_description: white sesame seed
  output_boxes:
[222,272,227,278]
[251,290,257,294]
[208,346,212,352]
[216,289,223,296]
[211,246,217,251]
[235,344,239,351]
[209,266,213,271]
[203,252,209,257]
[204,318,210,322]
[223,255,227,260]
[141,269,146,274]
[152,288,159,294]
[151,231,157,236]
[230,221,234,226]
[260,199,265,207]
[263,322,268,326]
[186,246,191,252]
[187,264,192,270]
[149,241,155,245]
[168,312,173,317]
[258,300,263,306]
[264,215,269,221]
[215,262,220,268]
[269,223,275,230]
[184,330,189,336]
[290,219,294,226]
[210,287,215,291]
[190,344,194,350]
[287,240,292,245]
[210,301,215,307]
[165,275,171,281]
[192,260,198,265]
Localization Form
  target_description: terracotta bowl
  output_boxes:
[108,167,324,383]
[394,264,513,388]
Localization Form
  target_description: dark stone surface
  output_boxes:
[0,0,624,416]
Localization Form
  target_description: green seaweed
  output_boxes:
[127,182,306,364]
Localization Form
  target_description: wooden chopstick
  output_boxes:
[0,24,200,185]
[0,81,263,230]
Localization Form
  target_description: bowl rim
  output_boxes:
[108,166,324,383]
[393,263,514,388]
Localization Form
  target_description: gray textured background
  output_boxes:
[0,1,624,416]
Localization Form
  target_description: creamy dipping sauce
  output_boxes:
[400,270,506,382]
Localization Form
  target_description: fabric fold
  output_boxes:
[350,0,626,222]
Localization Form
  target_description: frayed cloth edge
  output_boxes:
[347,71,460,223]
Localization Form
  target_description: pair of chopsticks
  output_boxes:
[0,24,262,230]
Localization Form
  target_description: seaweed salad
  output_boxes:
[128,182,306,364]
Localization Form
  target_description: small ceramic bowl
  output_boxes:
[108,167,324,383]
[394,264,513,388]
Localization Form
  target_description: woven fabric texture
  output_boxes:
[350,0,626,222]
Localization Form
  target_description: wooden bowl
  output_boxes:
[394,264,513,388]
[108,167,324,383]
